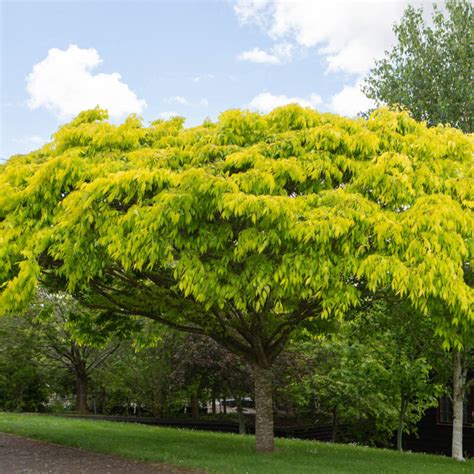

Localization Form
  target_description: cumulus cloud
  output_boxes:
[248,92,322,113]
[328,81,376,117]
[26,44,146,119]
[234,0,417,75]
[238,47,280,64]
[238,43,293,64]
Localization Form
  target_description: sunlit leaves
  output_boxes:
[0,105,472,344]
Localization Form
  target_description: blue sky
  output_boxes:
[1,0,428,160]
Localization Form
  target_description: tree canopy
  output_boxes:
[363,0,473,132]
[0,105,473,451]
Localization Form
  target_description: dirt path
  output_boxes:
[0,432,204,473]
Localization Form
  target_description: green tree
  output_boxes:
[31,292,121,414]
[364,1,474,459]
[363,0,473,132]
[0,315,50,412]
[0,106,472,452]
[290,301,444,449]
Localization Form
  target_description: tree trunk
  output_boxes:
[254,366,274,452]
[452,349,466,461]
[191,391,199,419]
[331,406,339,443]
[75,374,89,415]
[223,397,227,414]
[397,398,407,452]
[212,397,216,415]
[236,398,246,435]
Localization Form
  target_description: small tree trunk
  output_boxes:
[452,349,466,461]
[331,406,339,443]
[236,398,246,435]
[254,366,274,452]
[76,374,89,415]
[191,391,199,419]
[212,397,216,415]
[397,398,407,452]
[223,397,227,414]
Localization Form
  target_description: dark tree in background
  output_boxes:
[363,0,473,132]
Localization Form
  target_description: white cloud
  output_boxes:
[165,96,209,108]
[234,0,421,75]
[158,111,180,120]
[192,73,215,83]
[328,81,376,117]
[248,92,322,113]
[238,42,293,65]
[26,44,146,119]
[165,95,189,105]
[238,47,280,64]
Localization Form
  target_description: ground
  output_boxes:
[0,413,473,473]
[0,432,200,473]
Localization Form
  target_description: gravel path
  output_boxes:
[0,432,203,473]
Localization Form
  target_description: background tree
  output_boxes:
[0,106,472,452]
[364,0,474,459]
[289,301,445,449]
[169,333,253,432]
[0,315,50,412]
[363,0,473,132]
[32,292,122,414]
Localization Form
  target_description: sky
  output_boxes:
[1,0,433,161]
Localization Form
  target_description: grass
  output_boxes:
[0,413,472,473]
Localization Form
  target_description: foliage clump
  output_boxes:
[1,106,472,337]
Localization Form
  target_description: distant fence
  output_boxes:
[56,414,336,441]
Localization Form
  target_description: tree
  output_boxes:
[363,1,473,133]
[169,332,253,431]
[0,106,472,452]
[347,301,445,451]
[0,315,50,412]
[30,292,121,414]
[364,1,474,459]
[289,301,444,449]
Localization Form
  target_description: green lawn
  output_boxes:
[0,413,472,473]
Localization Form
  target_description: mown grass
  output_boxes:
[0,413,472,473]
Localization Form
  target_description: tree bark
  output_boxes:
[331,406,339,443]
[191,391,199,419]
[75,374,89,415]
[254,366,274,452]
[397,398,407,452]
[452,349,466,461]
[236,398,247,435]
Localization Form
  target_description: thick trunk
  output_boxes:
[254,366,274,452]
[75,374,89,415]
[452,349,466,461]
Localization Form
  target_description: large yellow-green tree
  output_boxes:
[0,106,472,452]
